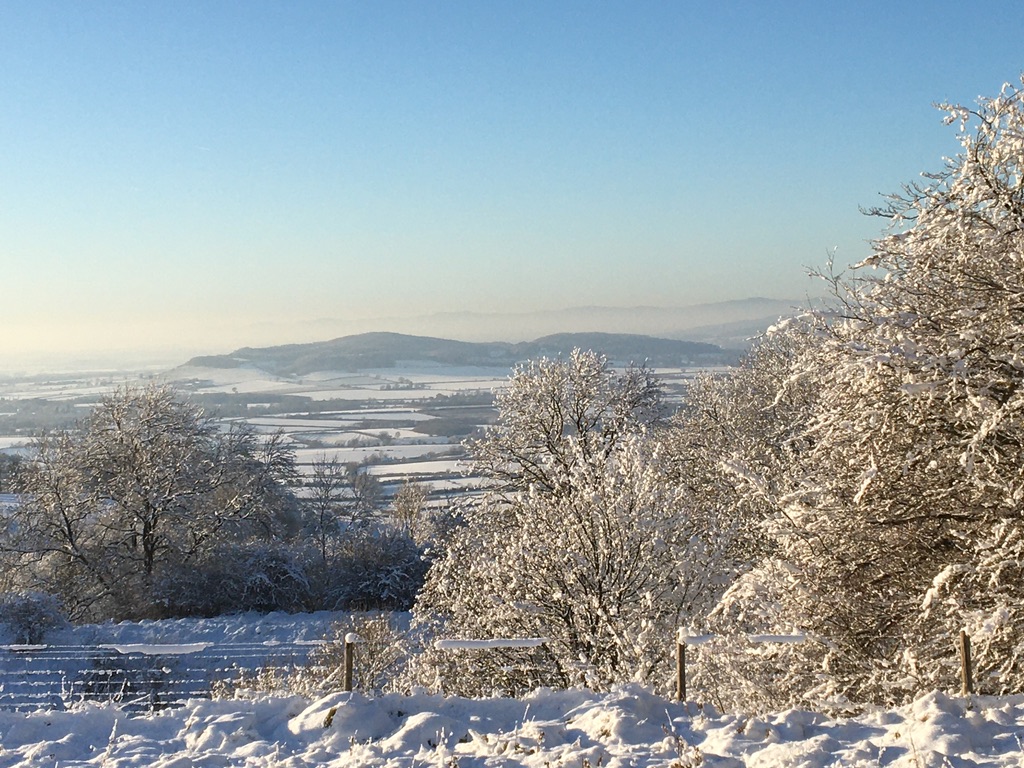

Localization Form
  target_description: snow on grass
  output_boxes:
[243,417,363,429]
[365,459,465,477]
[1,686,1022,766]
[303,387,451,401]
[345,409,440,422]
[299,372,387,384]
[203,380,307,395]
[292,445,461,466]
[360,365,512,380]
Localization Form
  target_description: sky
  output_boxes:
[3,1,1024,371]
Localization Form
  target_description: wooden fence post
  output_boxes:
[672,630,805,706]
[676,639,686,702]
[343,632,362,692]
[959,630,974,696]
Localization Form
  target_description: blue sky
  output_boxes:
[3,1,1024,368]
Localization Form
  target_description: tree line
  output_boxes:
[0,385,433,621]
[4,80,1024,711]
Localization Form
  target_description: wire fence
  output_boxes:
[0,640,325,712]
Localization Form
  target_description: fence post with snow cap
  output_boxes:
[675,629,714,702]
[343,633,362,692]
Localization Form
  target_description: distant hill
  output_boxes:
[291,297,810,348]
[183,332,733,376]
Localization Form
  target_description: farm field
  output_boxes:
[0,360,706,505]
[0,362,509,502]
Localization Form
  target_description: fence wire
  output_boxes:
[0,641,324,712]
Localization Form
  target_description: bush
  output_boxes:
[154,525,429,617]
[0,591,68,644]
[155,542,312,617]
[308,527,429,612]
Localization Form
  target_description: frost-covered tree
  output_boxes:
[8,384,298,620]
[411,350,726,694]
[0,454,24,493]
[704,80,1024,708]
[413,436,725,694]
[303,454,383,566]
[390,479,435,545]
[664,328,818,569]
[657,325,838,712]
[468,348,664,497]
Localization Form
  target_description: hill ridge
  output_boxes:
[183,331,733,375]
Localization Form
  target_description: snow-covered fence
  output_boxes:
[675,629,807,701]
[433,637,548,651]
[0,640,324,712]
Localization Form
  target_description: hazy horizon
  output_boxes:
[4,3,1023,373]
[0,296,806,374]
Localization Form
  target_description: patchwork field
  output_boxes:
[0,359,709,508]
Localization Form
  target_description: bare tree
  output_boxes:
[345,461,383,523]
[305,454,350,566]
[8,384,297,620]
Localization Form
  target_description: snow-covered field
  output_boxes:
[1,684,1022,766]
[291,444,460,467]
[171,366,511,402]
[0,614,1019,766]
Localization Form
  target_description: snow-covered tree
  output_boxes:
[411,350,726,694]
[8,385,298,620]
[390,479,434,545]
[0,454,24,493]
[655,325,838,712]
[702,80,1024,709]
[468,348,664,497]
[413,435,725,694]
[664,328,819,567]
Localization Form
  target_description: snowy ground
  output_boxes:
[0,685,1022,766]
[0,614,1020,765]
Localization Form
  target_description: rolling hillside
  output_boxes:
[184,332,733,375]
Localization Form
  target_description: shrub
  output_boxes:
[0,591,69,644]
[308,526,429,612]
[155,541,312,617]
